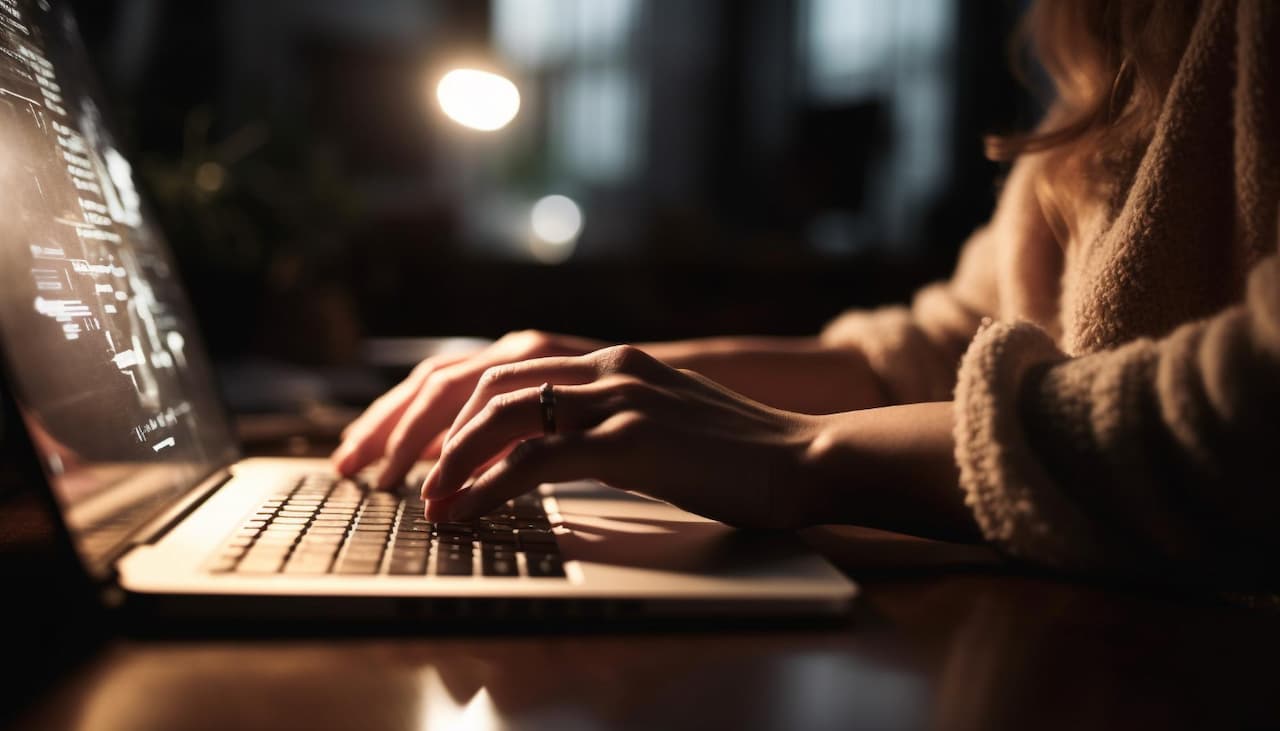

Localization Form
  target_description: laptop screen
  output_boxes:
[0,1,238,566]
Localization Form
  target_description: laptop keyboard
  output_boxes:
[207,473,566,578]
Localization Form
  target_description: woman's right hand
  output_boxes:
[331,330,607,488]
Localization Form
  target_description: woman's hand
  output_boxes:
[331,330,607,487]
[420,344,821,529]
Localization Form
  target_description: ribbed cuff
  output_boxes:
[952,320,1104,569]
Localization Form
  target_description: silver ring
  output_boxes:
[538,382,557,435]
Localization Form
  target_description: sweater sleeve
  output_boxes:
[820,155,1057,404]
[817,243,994,404]
[954,243,1280,586]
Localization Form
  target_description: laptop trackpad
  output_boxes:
[549,484,810,578]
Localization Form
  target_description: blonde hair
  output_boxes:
[986,0,1201,240]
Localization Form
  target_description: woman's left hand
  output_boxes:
[420,345,820,529]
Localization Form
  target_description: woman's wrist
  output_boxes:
[793,402,984,543]
[640,336,889,414]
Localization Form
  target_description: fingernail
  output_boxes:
[420,464,439,498]
[425,479,449,499]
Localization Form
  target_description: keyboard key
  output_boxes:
[333,559,379,575]
[436,522,474,535]
[355,521,394,530]
[334,558,382,574]
[391,543,430,558]
[437,552,473,576]
[285,556,333,574]
[391,554,430,570]
[295,548,340,561]
[294,541,340,554]
[389,557,428,575]
[305,527,348,537]
[237,556,285,574]
[344,540,385,553]
[208,557,239,573]
[344,544,385,558]
[479,530,517,545]
[526,553,565,577]
[482,552,518,577]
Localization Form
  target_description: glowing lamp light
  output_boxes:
[436,68,521,131]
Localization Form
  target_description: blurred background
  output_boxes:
[65,0,1039,416]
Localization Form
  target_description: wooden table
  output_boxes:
[10,527,1279,731]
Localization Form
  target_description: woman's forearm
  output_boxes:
[797,401,984,543]
[639,336,890,414]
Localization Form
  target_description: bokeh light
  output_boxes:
[436,68,521,131]
[531,194,582,244]
[529,194,583,263]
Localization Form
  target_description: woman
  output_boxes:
[332,0,1280,586]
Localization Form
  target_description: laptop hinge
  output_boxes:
[130,468,234,547]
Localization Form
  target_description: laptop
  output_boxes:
[0,0,855,621]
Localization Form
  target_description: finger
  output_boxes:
[339,374,418,441]
[441,344,665,447]
[331,379,417,475]
[445,424,622,521]
[331,352,471,474]
[424,382,613,499]
[377,344,550,488]
[444,356,604,447]
[424,488,464,521]
[376,345,636,489]
[375,370,466,489]
[346,352,471,440]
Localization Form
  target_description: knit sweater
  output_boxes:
[821,0,1280,586]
